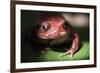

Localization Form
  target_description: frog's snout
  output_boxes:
[38,30,59,39]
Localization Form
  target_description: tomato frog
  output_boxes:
[36,14,79,57]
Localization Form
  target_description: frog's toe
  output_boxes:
[59,50,74,57]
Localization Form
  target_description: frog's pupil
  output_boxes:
[42,25,48,31]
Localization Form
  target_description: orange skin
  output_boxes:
[38,16,79,57]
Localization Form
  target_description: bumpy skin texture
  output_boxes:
[37,15,79,57]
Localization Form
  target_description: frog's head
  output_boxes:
[38,15,70,39]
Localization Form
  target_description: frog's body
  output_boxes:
[35,14,79,57]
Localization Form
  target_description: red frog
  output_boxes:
[37,14,79,57]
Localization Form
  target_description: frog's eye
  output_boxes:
[41,23,49,31]
[63,21,71,29]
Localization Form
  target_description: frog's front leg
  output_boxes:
[60,33,79,57]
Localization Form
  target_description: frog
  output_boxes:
[37,14,79,57]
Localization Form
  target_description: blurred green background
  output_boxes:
[21,10,89,63]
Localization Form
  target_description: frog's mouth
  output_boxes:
[39,34,59,39]
[39,34,63,39]
[38,28,67,39]
[38,31,66,40]
[37,33,67,46]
